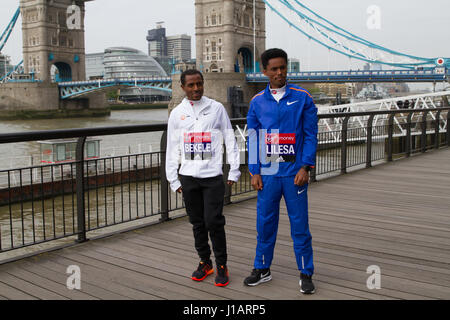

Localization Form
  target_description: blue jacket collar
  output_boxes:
[264,82,293,100]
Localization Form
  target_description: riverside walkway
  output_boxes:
[0,148,449,300]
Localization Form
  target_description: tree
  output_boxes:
[107,89,119,101]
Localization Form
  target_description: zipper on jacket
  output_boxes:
[269,91,281,131]
[277,99,281,129]
[276,86,288,129]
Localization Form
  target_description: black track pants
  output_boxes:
[179,174,227,266]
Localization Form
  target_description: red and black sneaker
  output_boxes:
[191,260,213,281]
[214,265,229,287]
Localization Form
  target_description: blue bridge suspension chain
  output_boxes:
[264,0,448,69]
[0,7,20,52]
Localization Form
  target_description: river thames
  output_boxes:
[0,109,169,170]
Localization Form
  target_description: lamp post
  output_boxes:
[253,0,256,73]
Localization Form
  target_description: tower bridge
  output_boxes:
[0,0,103,118]
[20,0,93,82]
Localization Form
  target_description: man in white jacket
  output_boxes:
[165,69,241,287]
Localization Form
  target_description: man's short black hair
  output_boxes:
[180,69,204,86]
[261,48,288,70]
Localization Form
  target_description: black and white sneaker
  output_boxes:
[299,273,315,294]
[243,268,272,286]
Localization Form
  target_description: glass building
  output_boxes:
[86,47,170,103]
[103,46,167,78]
[85,52,105,79]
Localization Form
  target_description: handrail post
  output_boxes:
[310,164,317,183]
[366,114,375,168]
[160,131,170,222]
[405,112,413,157]
[435,110,441,149]
[341,116,349,174]
[223,144,231,205]
[421,110,428,153]
[75,137,87,243]
[447,110,450,147]
[387,113,395,161]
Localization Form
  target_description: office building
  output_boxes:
[147,22,170,74]
[363,62,383,71]
[147,23,193,74]
[167,34,192,63]
[147,22,168,60]
[85,52,104,79]
[0,54,13,79]
[288,58,300,72]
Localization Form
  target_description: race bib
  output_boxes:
[184,132,212,160]
[265,133,296,162]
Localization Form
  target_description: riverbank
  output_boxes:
[108,103,168,110]
[0,108,112,120]
[0,103,168,120]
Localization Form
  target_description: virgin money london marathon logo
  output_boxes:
[184,132,213,160]
[265,133,296,162]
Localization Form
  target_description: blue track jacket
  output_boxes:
[247,83,318,177]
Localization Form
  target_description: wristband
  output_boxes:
[301,165,311,172]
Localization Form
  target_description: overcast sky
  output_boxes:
[1,0,449,72]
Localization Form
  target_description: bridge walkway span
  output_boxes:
[0,148,449,300]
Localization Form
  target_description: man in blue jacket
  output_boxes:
[243,48,318,294]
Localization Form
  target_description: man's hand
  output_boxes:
[251,174,263,191]
[294,168,309,186]
[176,187,182,193]
[227,180,235,186]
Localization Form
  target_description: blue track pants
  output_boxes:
[253,175,314,276]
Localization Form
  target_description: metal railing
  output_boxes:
[0,109,448,257]
[312,108,449,180]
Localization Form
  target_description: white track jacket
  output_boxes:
[165,96,241,192]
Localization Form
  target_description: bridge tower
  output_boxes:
[195,0,266,73]
[20,0,92,82]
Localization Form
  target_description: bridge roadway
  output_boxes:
[247,69,449,83]
[0,148,449,300]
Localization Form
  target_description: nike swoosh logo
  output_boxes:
[298,189,306,195]
[287,101,298,106]
[261,272,270,278]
